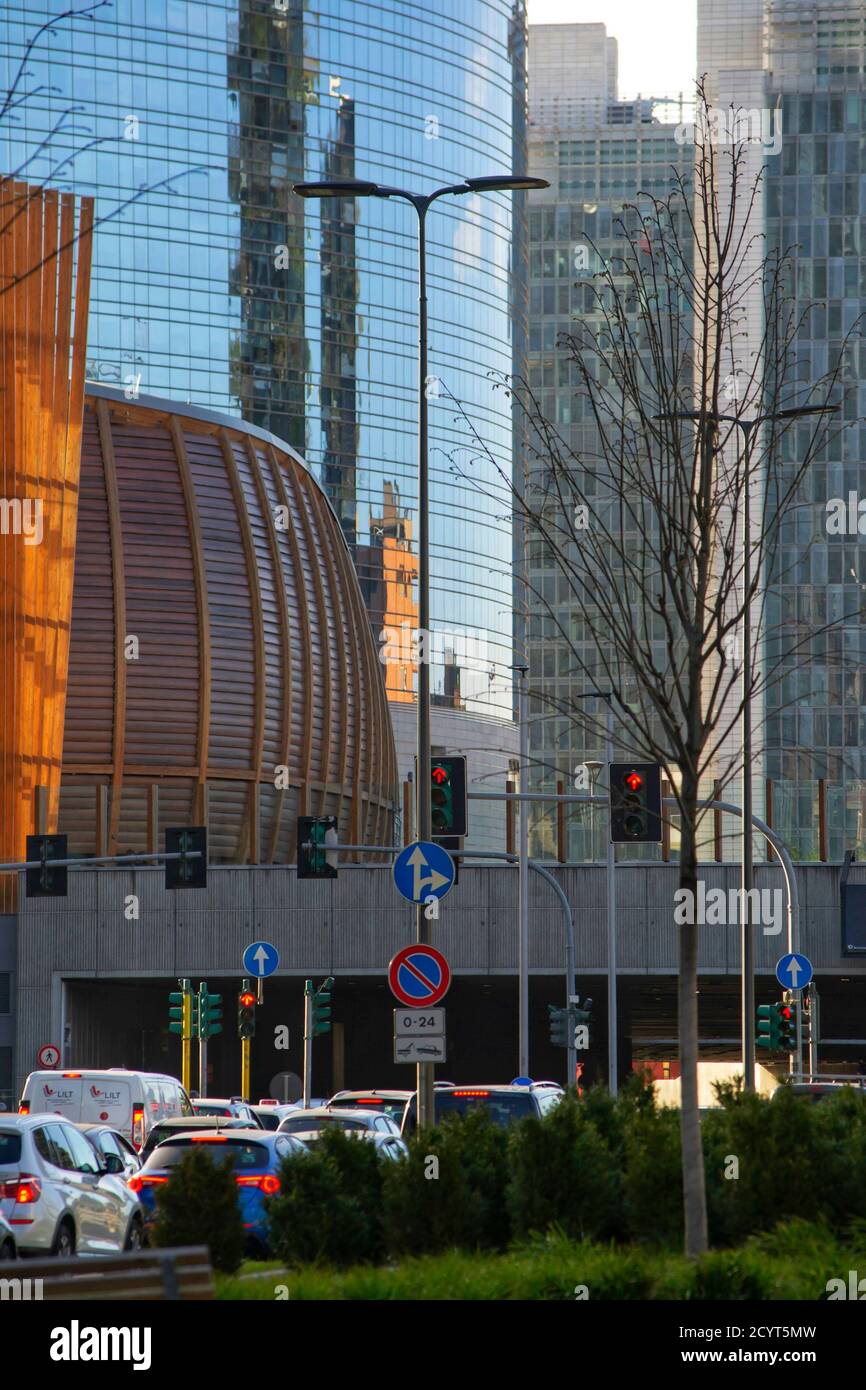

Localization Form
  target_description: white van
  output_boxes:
[19,1069,194,1151]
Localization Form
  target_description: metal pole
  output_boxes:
[414,200,435,1134]
[241,1037,250,1103]
[181,979,192,1096]
[810,985,820,1077]
[741,424,756,1091]
[198,981,207,1099]
[606,702,617,1094]
[518,664,530,1076]
[303,979,313,1109]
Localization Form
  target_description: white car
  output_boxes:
[0,1114,144,1257]
[0,1213,16,1260]
[277,1107,402,1141]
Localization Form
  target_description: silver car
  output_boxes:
[0,1114,144,1256]
[277,1106,402,1141]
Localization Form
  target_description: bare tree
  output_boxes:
[452,83,860,1256]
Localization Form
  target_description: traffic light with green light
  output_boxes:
[297,816,338,879]
[238,980,256,1041]
[757,1002,783,1051]
[312,976,334,1036]
[198,982,222,1040]
[609,764,662,843]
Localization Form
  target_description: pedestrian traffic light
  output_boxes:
[198,982,222,1040]
[25,834,68,898]
[428,756,468,838]
[297,816,338,879]
[238,980,256,1041]
[609,764,662,843]
[548,1004,570,1048]
[312,976,334,1036]
[757,1002,783,1050]
[165,827,207,889]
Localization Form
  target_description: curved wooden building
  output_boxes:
[58,387,397,861]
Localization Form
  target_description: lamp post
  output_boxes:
[656,402,838,1090]
[294,173,548,1128]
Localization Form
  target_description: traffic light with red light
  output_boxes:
[780,997,797,1052]
[426,755,468,838]
[238,979,256,1041]
[609,764,662,843]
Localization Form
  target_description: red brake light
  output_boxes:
[354,1099,382,1106]
[190,1134,227,1141]
[18,1102,29,1115]
[236,1174,280,1195]
[132,1104,145,1151]
[62,1072,81,1078]
[128,1175,143,1194]
[451,1090,490,1098]
[0,1175,42,1203]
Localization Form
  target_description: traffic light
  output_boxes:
[757,1002,783,1051]
[297,816,338,879]
[198,982,222,1040]
[165,827,207,889]
[780,997,797,1051]
[169,980,197,1036]
[609,764,662,843]
[25,834,68,898]
[238,980,256,1041]
[312,976,334,1036]
[572,996,594,1026]
[548,1004,570,1048]
[428,756,468,838]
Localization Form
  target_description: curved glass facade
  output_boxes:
[1,0,527,718]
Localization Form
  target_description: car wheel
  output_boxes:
[124,1215,143,1251]
[52,1219,75,1258]
[0,1238,15,1261]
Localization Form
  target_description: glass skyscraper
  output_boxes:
[1,1,527,804]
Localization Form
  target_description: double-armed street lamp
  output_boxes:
[294,173,548,1127]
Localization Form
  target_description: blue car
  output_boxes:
[129,1128,306,1256]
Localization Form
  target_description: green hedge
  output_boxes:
[151,1147,245,1274]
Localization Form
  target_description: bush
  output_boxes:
[507,1093,618,1243]
[267,1126,385,1268]
[384,1107,510,1256]
[622,1102,683,1247]
[151,1147,245,1274]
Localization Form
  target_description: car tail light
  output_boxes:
[236,1175,280,1195]
[0,1174,42,1203]
[131,1105,145,1150]
[354,1099,382,1106]
[128,1175,167,1193]
[62,1072,81,1078]
[451,1090,490,1098]
[17,1101,29,1115]
[190,1134,227,1142]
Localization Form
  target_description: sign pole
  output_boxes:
[198,980,207,1098]
[181,978,192,1095]
[240,1036,250,1102]
[303,979,313,1109]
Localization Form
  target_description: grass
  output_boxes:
[215,1219,866,1300]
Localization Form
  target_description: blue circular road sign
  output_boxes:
[392,840,455,905]
[243,940,279,979]
[775,952,813,991]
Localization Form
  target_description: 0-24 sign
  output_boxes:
[394,1007,445,1036]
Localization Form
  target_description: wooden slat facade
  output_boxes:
[55,393,397,862]
[0,182,94,910]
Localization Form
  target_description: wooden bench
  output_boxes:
[19,1245,214,1300]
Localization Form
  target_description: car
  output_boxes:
[771,1081,866,1103]
[0,1114,144,1256]
[249,1105,298,1132]
[0,1213,17,1261]
[277,1107,402,1141]
[76,1124,142,1181]
[191,1098,262,1126]
[401,1082,564,1134]
[129,1129,307,1256]
[325,1090,413,1127]
[19,1069,193,1151]
[138,1115,255,1161]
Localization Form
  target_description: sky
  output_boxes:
[527,0,698,101]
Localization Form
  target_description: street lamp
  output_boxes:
[656,402,838,1090]
[294,173,549,1127]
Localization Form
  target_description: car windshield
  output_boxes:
[281,1115,367,1134]
[407,1092,535,1130]
[144,1139,270,1170]
[0,1131,22,1165]
[331,1098,406,1123]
